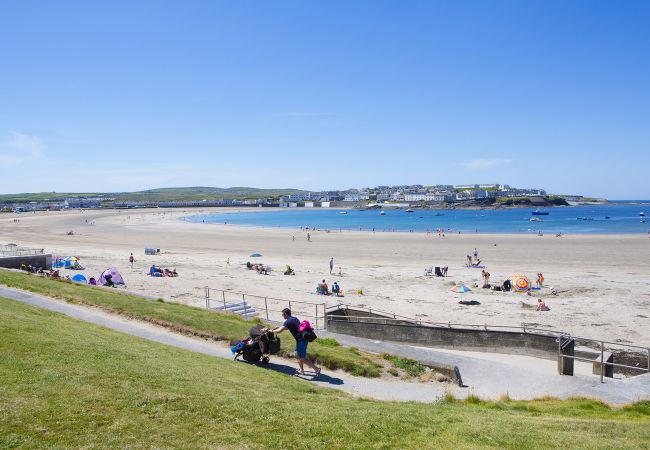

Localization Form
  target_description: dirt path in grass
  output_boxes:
[0,286,457,403]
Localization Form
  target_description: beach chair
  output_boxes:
[424,267,433,276]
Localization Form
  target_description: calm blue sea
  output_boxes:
[185,202,650,234]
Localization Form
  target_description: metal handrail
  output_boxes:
[202,286,327,329]
[203,287,323,306]
[571,336,650,352]
[559,342,650,383]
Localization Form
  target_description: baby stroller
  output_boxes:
[231,325,281,364]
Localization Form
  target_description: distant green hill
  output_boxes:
[115,186,307,201]
[0,187,308,203]
[0,192,103,203]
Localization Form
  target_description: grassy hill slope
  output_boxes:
[0,187,308,203]
[1,297,649,449]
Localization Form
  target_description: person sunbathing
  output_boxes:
[537,299,550,311]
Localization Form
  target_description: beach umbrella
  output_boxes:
[450,284,471,293]
[250,253,263,257]
[511,275,530,292]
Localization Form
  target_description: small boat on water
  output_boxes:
[338,211,348,215]
[405,209,414,213]
[380,211,386,216]
[641,212,646,217]
[577,217,594,221]
[532,209,549,216]
[530,217,542,222]
[605,216,611,219]
[434,213,444,216]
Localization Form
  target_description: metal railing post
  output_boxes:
[322,303,326,330]
[289,300,292,312]
[205,287,209,309]
[600,341,604,383]
[222,290,227,310]
[265,297,269,320]
[315,304,318,328]
[558,335,562,375]
[243,294,247,316]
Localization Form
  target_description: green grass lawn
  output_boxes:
[0,270,383,377]
[1,297,649,449]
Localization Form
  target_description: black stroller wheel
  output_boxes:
[262,356,270,364]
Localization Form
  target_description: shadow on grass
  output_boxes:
[241,360,344,386]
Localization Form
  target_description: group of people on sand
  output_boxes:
[20,263,49,275]
[316,279,342,296]
[246,261,270,275]
[20,263,102,286]
[148,264,178,277]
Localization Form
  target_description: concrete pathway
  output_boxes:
[318,329,650,404]
[2,286,648,404]
[0,286,454,403]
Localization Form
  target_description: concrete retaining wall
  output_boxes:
[0,254,52,270]
[326,308,560,360]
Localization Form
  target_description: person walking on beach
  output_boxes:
[329,257,334,274]
[272,308,321,378]
[473,248,479,259]
[307,233,311,242]
[129,253,135,268]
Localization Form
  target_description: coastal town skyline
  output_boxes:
[0,182,599,212]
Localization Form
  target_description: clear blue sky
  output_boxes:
[1,1,648,199]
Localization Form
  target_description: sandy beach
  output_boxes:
[1,208,649,345]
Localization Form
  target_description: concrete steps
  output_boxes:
[212,301,258,318]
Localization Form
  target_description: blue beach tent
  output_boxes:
[71,274,87,284]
